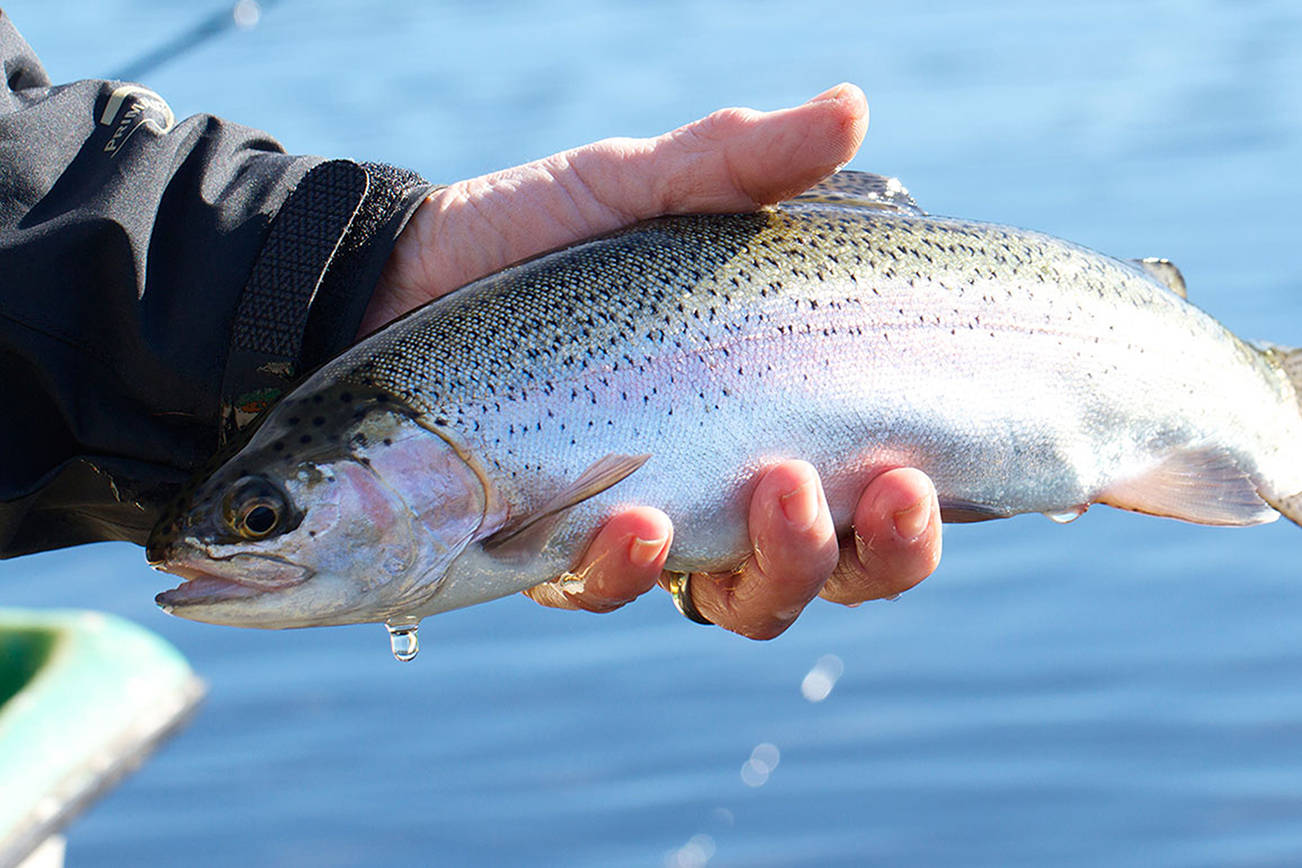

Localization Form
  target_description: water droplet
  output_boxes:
[664,833,716,868]
[385,616,421,662]
[232,0,262,29]
[1044,505,1087,524]
[740,759,769,788]
[740,742,780,787]
[801,654,845,702]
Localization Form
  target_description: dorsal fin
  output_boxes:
[784,171,925,215]
[1130,257,1187,298]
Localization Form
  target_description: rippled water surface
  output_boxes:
[5,1,1302,865]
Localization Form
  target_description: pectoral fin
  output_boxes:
[483,453,651,557]
[1097,447,1277,526]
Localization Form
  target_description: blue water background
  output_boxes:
[5,1,1302,865]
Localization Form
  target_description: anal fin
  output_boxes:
[1097,446,1278,526]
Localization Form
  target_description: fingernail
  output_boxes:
[892,496,931,542]
[779,476,820,532]
[628,535,668,569]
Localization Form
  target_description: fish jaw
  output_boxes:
[152,541,324,625]
[154,536,310,596]
[152,529,417,628]
[155,575,264,607]
[154,565,384,628]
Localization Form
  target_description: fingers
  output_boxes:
[362,83,869,334]
[674,464,941,638]
[526,464,944,636]
[522,506,672,613]
[819,468,942,605]
[670,461,840,640]
[637,82,869,213]
[555,81,868,224]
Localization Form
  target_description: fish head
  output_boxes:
[147,384,491,628]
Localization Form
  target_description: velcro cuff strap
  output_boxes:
[218,159,367,443]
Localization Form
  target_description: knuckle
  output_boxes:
[821,544,935,605]
[819,559,870,605]
[685,106,759,146]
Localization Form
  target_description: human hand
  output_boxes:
[526,464,942,639]
[369,83,943,638]
[363,82,871,332]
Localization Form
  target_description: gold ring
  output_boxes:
[666,571,713,626]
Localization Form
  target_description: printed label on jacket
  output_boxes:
[99,84,175,157]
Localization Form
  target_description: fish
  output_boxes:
[145,171,1302,631]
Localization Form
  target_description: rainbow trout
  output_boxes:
[147,172,1302,634]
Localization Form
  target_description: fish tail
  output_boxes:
[1258,344,1302,527]
[1098,343,1302,529]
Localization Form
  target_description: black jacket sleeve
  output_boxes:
[0,12,438,557]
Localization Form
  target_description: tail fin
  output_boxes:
[1264,490,1302,526]
[1261,344,1302,403]
[1258,344,1302,527]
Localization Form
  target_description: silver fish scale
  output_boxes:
[310,203,1301,571]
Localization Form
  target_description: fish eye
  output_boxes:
[240,503,280,538]
[224,477,290,541]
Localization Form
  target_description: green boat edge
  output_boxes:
[0,609,205,867]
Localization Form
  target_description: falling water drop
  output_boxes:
[1044,505,1087,524]
[385,616,421,662]
[801,654,845,702]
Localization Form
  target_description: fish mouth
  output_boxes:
[153,552,314,610]
[155,574,266,609]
